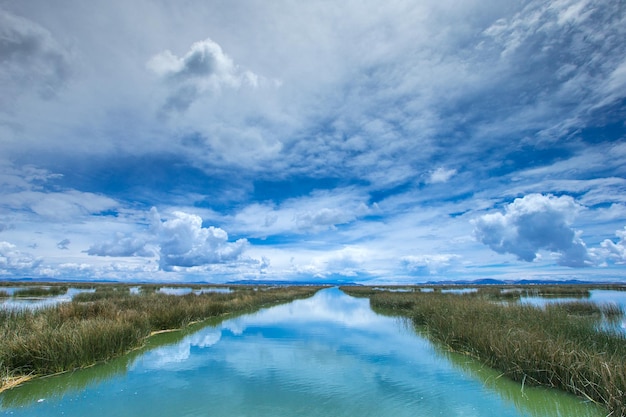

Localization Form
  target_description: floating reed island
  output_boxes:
[0,284,324,392]
[340,285,626,416]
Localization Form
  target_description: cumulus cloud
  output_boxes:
[473,194,591,267]
[152,208,249,271]
[598,227,626,265]
[0,8,70,106]
[0,241,41,273]
[88,208,249,272]
[148,38,259,112]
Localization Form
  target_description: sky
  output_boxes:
[1,0,625,284]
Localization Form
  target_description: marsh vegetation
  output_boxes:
[0,283,323,392]
[11,286,69,298]
[341,285,626,416]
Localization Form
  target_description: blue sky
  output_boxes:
[1,0,625,283]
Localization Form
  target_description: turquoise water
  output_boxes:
[0,288,605,416]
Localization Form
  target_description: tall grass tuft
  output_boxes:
[341,287,626,416]
[12,286,68,298]
[600,303,624,320]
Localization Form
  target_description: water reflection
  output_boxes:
[441,288,477,294]
[1,288,605,417]
[158,287,232,295]
[0,288,95,311]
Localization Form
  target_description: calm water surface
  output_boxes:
[0,288,95,311]
[158,287,233,295]
[0,288,605,417]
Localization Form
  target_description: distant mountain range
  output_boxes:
[423,278,625,286]
[2,277,624,286]
[232,278,624,286]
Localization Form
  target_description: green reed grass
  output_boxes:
[341,286,626,416]
[520,285,591,297]
[0,285,323,389]
[0,291,8,298]
[474,286,522,300]
[601,303,624,321]
[12,286,68,298]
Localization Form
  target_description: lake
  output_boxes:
[0,287,605,416]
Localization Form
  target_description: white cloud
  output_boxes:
[0,162,63,192]
[473,194,591,267]
[427,167,457,184]
[148,39,236,82]
[152,208,247,271]
[295,207,359,231]
[0,163,120,222]
[0,241,41,274]
[148,38,259,112]
[223,188,373,237]
[401,254,461,275]
[594,204,626,222]
[602,58,626,104]
[598,227,626,265]
[2,190,118,221]
[86,233,154,257]
[92,208,249,272]
[292,246,372,278]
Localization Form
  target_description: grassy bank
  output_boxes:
[0,285,323,391]
[341,286,626,416]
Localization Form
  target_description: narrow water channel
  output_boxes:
[0,288,605,416]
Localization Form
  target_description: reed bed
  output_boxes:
[521,286,591,299]
[474,286,521,300]
[0,285,322,390]
[341,286,626,416]
[11,286,69,298]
